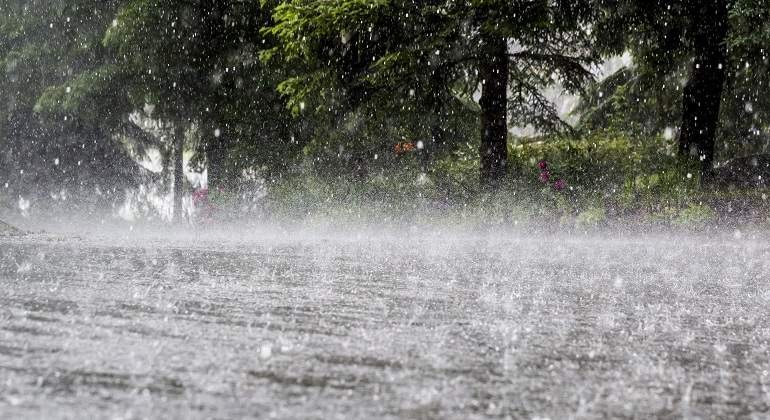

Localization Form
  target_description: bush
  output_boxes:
[431,142,480,200]
[674,203,716,227]
[575,206,608,228]
[509,134,678,189]
[256,132,770,228]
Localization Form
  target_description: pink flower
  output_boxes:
[538,160,548,170]
[192,188,209,205]
[539,171,551,183]
[553,179,566,191]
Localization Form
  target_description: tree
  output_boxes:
[677,0,729,180]
[586,0,769,182]
[0,0,148,214]
[727,0,770,156]
[46,0,301,220]
[111,3,310,174]
[266,0,597,188]
[102,0,225,221]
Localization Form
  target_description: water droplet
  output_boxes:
[260,344,272,359]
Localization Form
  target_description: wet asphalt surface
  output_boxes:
[1,231,770,419]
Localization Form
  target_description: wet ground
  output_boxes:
[1,230,770,419]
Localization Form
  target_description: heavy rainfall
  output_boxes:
[1,0,770,419]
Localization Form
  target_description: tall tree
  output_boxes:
[727,0,770,155]
[585,0,770,181]
[37,0,300,220]
[0,0,147,213]
[478,21,509,184]
[678,0,729,180]
[266,0,597,188]
[104,0,307,185]
[102,0,222,221]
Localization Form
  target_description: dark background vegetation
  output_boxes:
[1,0,769,226]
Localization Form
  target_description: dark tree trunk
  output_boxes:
[678,0,729,183]
[173,123,185,222]
[205,130,228,192]
[478,32,509,189]
[419,73,448,173]
[423,116,444,173]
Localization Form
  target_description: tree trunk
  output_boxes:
[478,32,509,189]
[419,73,447,173]
[205,130,228,192]
[423,116,444,173]
[173,123,185,222]
[678,0,728,183]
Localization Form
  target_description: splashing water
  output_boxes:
[1,228,769,418]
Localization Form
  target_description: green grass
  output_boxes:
[250,134,770,230]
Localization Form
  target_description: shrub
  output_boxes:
[575,206,608,228]
[674,203,716,227]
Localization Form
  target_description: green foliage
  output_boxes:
[627,167,700,210]
[34,64,130,126]
[1,0,768,220]
[575,206,607,228]
[263,170,443,225]
[674,203,717,227]
[583,0,770,159]
[265,0,599,182]
[258,132,769,229]
[0,0,145,205]
[431,142,482,199]
[575,67,685,137]
[509,134,678,191]
[208,189,239,208]
[724,0,770,156]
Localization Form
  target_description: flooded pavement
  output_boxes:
[1,230,770,419]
